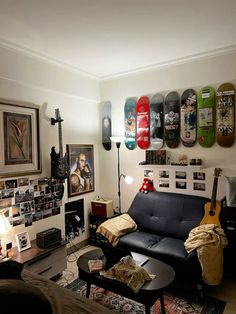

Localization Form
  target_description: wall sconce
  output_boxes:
[110,136,133,214]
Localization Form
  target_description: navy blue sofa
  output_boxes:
[105,190,210,285]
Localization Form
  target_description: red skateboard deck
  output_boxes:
[136,96,150,149]
[216,82,235,147]
[150,93,164,149]
[102,101,112,151]
[180,89,197,147]
[164,91,180,148]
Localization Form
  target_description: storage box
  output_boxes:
[91,199,113,218]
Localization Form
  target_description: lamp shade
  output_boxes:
[124,175,133,184]
[0,211,11,236]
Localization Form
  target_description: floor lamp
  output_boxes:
[110,137,133,214]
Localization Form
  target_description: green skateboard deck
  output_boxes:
[164,91,180,148]
[216,82,235,147]
[197,86,215,147]
[124,97,137,150]
[136,96,150,150]
[102,101,112,151]
[180,89,197,147]
[150,93,164,149]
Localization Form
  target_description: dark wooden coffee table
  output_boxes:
[77,248,175,314]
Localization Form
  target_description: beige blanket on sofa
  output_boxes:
[96,213,137,246]
[184,224,228,285]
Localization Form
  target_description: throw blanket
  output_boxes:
[184,224,228,285]
[96,213,137,246]
[101,255,154,293]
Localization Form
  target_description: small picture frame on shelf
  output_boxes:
[15,231,31,252]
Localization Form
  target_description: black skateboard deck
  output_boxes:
[180,89,197,147]
[164,91,180,148]
[102,101,112,150]
[150,93,164,149]
[216,82,235,147]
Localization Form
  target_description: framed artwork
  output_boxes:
[67,144,95,197]
[0,99,41,178]
[15,231,31,252]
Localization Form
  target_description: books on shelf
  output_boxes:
[88,259,104,272]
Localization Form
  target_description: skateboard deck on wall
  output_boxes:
[136,96,150,149]
[197,86,215,147]
[102,101,112,151]
[216,82,235,147]
[180,89,197,147]
[124,97,137,150]
[164,91,180,148]
[150,93,164,149]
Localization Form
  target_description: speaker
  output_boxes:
[36,228,61,249]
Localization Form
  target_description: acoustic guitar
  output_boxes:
[50,109,69,180]
[200,168,222,227]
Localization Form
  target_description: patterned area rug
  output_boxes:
[65,278,226,314]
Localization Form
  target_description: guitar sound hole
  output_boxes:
[209,210,215,216]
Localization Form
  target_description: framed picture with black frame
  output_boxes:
[67,144,95,197]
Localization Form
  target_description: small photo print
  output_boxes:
[2,188,14,199]
[175,171,187,179]
[5,179,17,189]
[176,181,187,189]
[18,177,30,187]
[193,172,206,181]
[193,182,206,191]
[0,181,5,190]
[144,170,154,179]
[159,170,169,178]
[159,180,169,188]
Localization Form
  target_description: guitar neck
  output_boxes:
[58,122,63,157]
[210,176,218,210]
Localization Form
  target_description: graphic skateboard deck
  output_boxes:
[164,91,180,148]
[102,101,112,151]
[216,82,235,147]
[197,86,215,147]
[124,97,137,150]
[150,93,164,149]
[136,96,150,149]
[180,89,197,147]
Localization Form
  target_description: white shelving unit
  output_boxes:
[138,164,204,171]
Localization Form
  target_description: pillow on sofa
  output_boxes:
[0,279,52,313]
[0,260,24,279]
[96,213,137,246]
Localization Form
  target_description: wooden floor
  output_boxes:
[57,245,236,313]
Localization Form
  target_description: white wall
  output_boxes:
[0,45,100,247]
[100,51,236,213]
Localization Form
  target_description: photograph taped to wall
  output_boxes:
[193,172,206,180]
[0,99,41,177]
[175,171,187,179]
[193,182,205,191]
[159,170,169,178]
[176,181,187,189]
[159,180,169,188]
[65,199,85,240]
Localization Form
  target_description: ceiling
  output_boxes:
[0,0,236,79]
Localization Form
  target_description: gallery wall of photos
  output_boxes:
[0,177,62,228]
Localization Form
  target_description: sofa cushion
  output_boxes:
[128,191,209,240]
[117,231,163,254]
